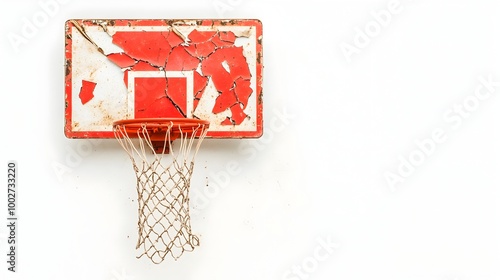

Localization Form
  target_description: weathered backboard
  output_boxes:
[65,19,263,139]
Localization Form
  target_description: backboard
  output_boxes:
[64,19,263,139]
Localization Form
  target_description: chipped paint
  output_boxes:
[65,19,263,139]
[78,80,97,105]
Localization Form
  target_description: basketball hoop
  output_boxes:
[113,118,209,263]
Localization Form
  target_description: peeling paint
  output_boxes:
[69,19,104,55]
[106,28,253,126]
[78,80,97,105]
[65,19,263,139]
[65,59,71,76]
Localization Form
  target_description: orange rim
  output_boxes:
[113,118,210,141]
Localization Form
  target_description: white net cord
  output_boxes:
[114,121,208,264]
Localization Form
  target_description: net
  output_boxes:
[113,119,209,264]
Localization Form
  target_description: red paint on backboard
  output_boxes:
[134,77,187,118]
[65,19,263,139]
[78,80,96,105]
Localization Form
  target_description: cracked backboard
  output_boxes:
[64,19,263,139]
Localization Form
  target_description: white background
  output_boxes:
[1,0,500,280]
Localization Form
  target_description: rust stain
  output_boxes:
[65,59,71,76]
[65,19,263,139]
[256,52,263,64]
[70,19,104,55]
[88,100,115,127]
[102,114,113,123]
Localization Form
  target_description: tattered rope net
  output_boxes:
[113,120,208,264]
